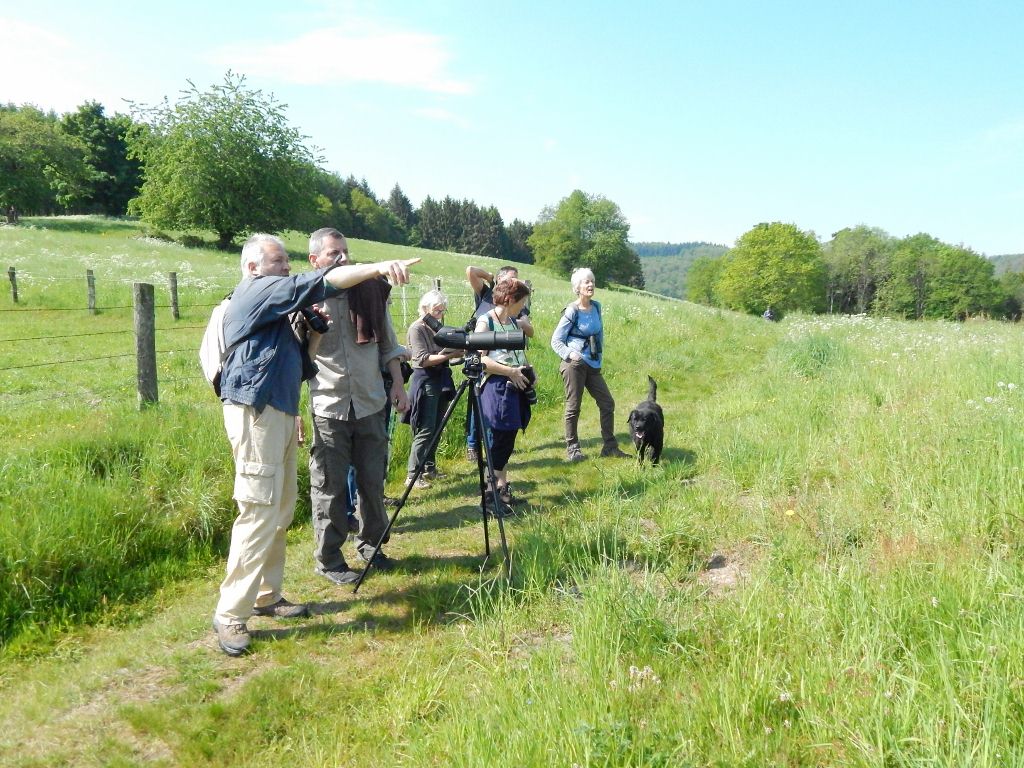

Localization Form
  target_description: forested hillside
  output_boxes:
[633,241,729,298]
[990,253,1024,274]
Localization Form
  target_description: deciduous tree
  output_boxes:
[528,190,642,286]
[126,73,318,249]
[823,226,892,314]
[686,255,726,305]
[0,105,92,214]
[717,222,825,314]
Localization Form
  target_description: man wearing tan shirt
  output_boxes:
[307,228,410,585]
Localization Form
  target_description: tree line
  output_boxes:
[687,222,1021,321]
[0,74,645,289]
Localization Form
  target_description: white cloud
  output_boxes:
[0,19,83,110]
[210,22,472,94]
[0,17,150,113]
[542,138,557,152]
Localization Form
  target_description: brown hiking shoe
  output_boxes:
[252,597,309,619]
[212,618,251,656]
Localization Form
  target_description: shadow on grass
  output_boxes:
[25,216,141,235]
[252,561,496,640]
[390,500,481,534]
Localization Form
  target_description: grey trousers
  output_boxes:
[309,408,389,571]
[559,359,616,451]
[407,377,443,475]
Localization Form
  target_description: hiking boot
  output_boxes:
[252,597,309,619]
[383,494,400,508]
[317,566,361,586]
[601,445,630,459]
[212,618,251,657]
[423,466,447,481]
[482,492,513,519]
[406,474,431,489]
[466,446,480,463]
[566,447,586,463]
[357,550,397,571]
[499,483,526,506]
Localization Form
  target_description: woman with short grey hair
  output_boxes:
[550,268,628,462]
[403,289,459,488]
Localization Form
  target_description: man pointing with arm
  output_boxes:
[212,232,417,656]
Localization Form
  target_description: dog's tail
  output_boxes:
[647,375,657,402]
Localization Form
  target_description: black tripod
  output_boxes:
[353,353,511,591]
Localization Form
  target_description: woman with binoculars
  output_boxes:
[475,278,534,516]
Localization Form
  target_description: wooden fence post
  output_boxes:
[87,269,96,315]
[133,282,158,407]
[168,272,180,320]
[7,267,16,304]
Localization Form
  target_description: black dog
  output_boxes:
[628,376,664,465]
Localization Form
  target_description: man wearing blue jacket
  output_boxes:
[212,233,416,657]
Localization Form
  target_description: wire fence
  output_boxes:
[0,269,484,411]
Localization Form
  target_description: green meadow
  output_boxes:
[2,217,1024,766]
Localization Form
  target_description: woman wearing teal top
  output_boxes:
[549,267,628,462]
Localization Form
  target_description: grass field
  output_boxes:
[2,217,1024,766]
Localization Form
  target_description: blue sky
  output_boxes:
[3,0,1022,254]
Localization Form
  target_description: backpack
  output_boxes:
[563,300,602,359]
[199,295,233,396]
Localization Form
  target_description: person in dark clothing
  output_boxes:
[403,289,460,488]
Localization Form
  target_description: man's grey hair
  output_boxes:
[496,265,520,282]
[309,227,345,256]
[418,288,448,315]
[240,234,286,277]
[571,267,596,295]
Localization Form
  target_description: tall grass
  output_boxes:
[4,218,1024,765]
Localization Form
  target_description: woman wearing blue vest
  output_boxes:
[550,267,628,463]
[475,278,534,515]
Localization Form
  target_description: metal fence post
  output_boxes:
[7,267,16,303]
[133,282,158,407]
[87,269,96,314]
[168,272,180,320]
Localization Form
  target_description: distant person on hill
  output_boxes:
[212,233,416,657]
[403,289,460,489]
[762,305,776,322]
[550,267,628,462]
[464,264,533,462]
[306,227,410,588]
[475,278,535,515]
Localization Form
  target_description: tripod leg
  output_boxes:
[469,383,490,556]
[354,378,470,593]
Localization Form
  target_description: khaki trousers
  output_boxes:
[215,403,297,625]
[559,359,617,451]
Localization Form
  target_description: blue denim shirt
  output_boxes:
[220,268,340,415]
